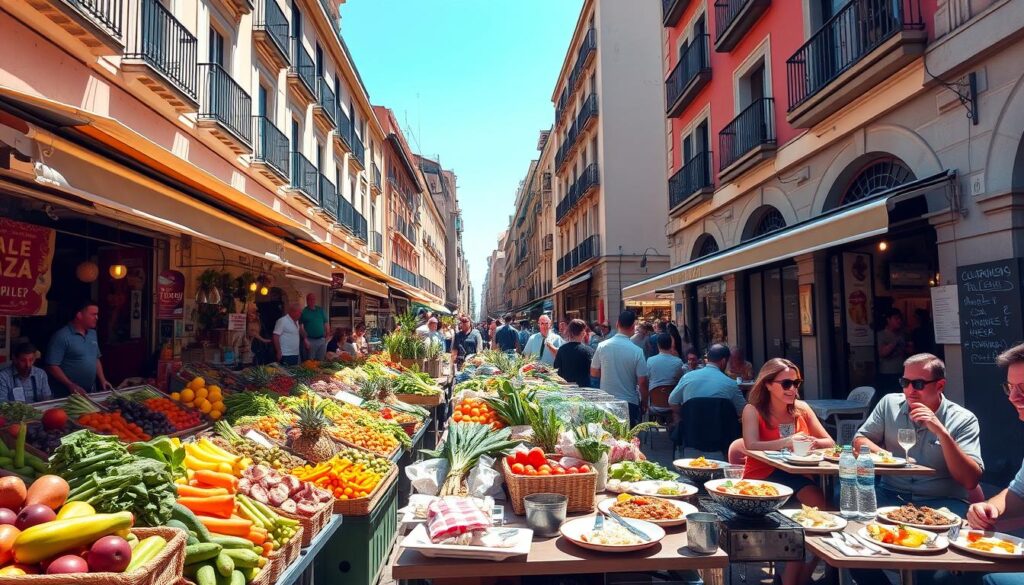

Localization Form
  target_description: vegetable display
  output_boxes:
[421,423,517,496]
[290,449,389,501]
[608,461,679,482]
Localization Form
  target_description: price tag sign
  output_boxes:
[334,391,364,406]
[244,430,274,449]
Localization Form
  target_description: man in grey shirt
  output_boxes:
[669,344,745,415]
[591,310,649,427]
[646,334,684,390]
[855,353,983,513]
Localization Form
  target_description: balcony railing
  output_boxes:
[669,151,713,210]
[198,63,252,145]
[351,134,365,166]
[786,0,924,112]
[371,230,383,254]
[253,0,288,65]
[577,93,598,130]
[663,0,687,27]
[289,151,318,203]
[556,163,600,223]
[65,0,123,37]
[555,93,598,172]
[419,275,443,299]
[714,0,770,51]
[719,97,775,171]
[318,174,337,219]
[396,216,417,245]
[391,263,418,288]
[557,234,601,277]
[372,163,382,190]
[338,196,355,231]
[315,76,337,124]
[252,115,288,178]
[126,0,198,100]
[289,37,315,96]
[556,28,596,127]
[666,34,711,116]
[335,106,352,149]
[353,211,368,242]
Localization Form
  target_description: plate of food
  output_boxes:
[780,505,848,533]
[704,478,793,516]
[673,456,728,481]
[598,494,698,527]
[605,479,634,494]
[627,480,698,499]
[818,446,843,462]
[950,530,1024,559]
[876,504,961,531]
[870,451,907,467]
[400,524,533,560]
[559,516,665,553]
[861,523,949,553]
[784,454,824,466]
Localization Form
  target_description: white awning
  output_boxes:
[551,270,592,296]
[624,171,955,300]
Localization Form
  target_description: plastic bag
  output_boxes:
[467,455,504,499]
[406,458,450,495]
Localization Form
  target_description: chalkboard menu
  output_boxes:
[958,258,1024,483]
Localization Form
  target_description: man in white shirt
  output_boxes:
[273,302,304,366]
[591,310,649,427]
[522,315,563,366]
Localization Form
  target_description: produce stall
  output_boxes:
[0,353,443,585]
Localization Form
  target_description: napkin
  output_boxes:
[427,497,492,544]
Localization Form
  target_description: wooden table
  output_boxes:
[805,520,1024,585]
[392,497,729,584]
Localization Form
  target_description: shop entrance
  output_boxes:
[688,279,727,357]
[747,264,802,368]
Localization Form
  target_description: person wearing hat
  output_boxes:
[423,317,445,350]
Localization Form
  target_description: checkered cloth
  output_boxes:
[426,497,491,543]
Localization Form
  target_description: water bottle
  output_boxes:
[856,445,878,519]
[839,445,858,518]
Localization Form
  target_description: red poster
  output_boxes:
[0,218,55,316]
[157,270,185,320]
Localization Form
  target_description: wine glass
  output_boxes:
[898,428,916,467]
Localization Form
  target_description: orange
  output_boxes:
[194,388,209,401]
[170,392,181,401]
[209,410,222,420]
[189,377,205,390]
[180,389,195,402]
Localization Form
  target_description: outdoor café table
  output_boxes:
[391,494,730,585]
[743,450,935,505]
[804,520,1024,585]
[804,399,871,430]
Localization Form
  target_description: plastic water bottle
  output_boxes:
[839,445,858,518]
[856,445,878,519]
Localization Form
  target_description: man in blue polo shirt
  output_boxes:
[45,300,113,396]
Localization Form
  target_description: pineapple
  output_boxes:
[288,398,337,463]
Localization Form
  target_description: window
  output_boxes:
[840,158,915,206]
[257,84,268,117]
[290,119,300,153]
[693,234,719,259]
[209,27,225,66]
[315,43,323,76]
[291,2,301,38]
[747,207,786,239]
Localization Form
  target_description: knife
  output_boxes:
[605,510,651,541]
[849,533,891,556]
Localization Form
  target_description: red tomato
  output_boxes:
[515,451,530,465]
[579,465,591,473]
[527,447,547,469]
[511,463,526,474]
[538,464,552,474]
[524,465,536,475]
[566,467,579,474]
[506,455,517,467]
[552,467,566,475]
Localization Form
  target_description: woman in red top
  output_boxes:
[742,359,834,585]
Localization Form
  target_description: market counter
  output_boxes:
[274,514,344,585]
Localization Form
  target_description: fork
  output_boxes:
[593,513,604,531]
[834,532,873,555]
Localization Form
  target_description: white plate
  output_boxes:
[673,458,728,471]
[875,506,962,531]
[559,516,665,553]
[627,481,698,499]
[598,496,698,527]
[605,479,634,494]
[400,524,532,561]
[784,454,824,466]
[858,525,949,553]
[950,530,1024,559]
[779,508,848,533]
[870,454,908,467]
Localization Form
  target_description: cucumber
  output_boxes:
[173,502,213,543]
[196,564,218,585]
[165,519,191,534]
[221,548,262,569]
[229,569,246,585]
[187,535,199,546]
[0,457,12,467]
[209,535,258,550]
[185,543,223,565]
[215,551,235,577]
[125,536,168,572]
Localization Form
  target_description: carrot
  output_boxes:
[244,529,267,545]
[261,542,273,557]
[176,485,229,498]
[194,470,239,492]
[177,495,236,519]
[196,515,252,537]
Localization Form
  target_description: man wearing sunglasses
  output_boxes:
[853,353,984,513]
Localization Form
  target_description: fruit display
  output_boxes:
[505,447,590,476]
[238,465,332,516]
[145,398,205,430]
[286,398,338,464]
[77,410,152,442]
[183,437,250,477]
[268,375,296,396]
[212,422,306,471]
[327,421,400,457]
[452,396,504,428]
[290,450,389,501]
[235,416,288,442]
[171,376,226,420]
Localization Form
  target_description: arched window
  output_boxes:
[743,206,786,241]
[692,234,719,260]
[840,158,915,206]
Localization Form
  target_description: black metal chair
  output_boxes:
[673,397,742,459]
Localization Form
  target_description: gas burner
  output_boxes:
[698,498,805,562]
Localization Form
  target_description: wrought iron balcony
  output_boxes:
[555,163,600,224]
[714,0,770,52]
[289,151,318,204]
[198,63,252,152]
[786,0,925,127]
[318,174,338,220]
[662,0,690,27]
[419,275,444,300]
[395,216,417,245]
[666,34,711,117]
[576,93,598,133]
[251,115,288,183]
[353,211,368,242]
[669,151,713,212]
[124,0,198,110]
[32,0,123,53]
[390,263,418,288]
[719,98,776,180]
[334,106,353,152]
[338,196,355,232]
[253,0,288,69]
[371,230,383,254]
[312,76,336,132]
[557,234,600,277]
[350,134,366,169]
[372,163,382,191]
[574,28,597,88]
[287,37,315,102]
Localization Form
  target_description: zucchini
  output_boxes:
[125,535,168,572]
[165,519,191,534]
[209,535,258,550]
[187,535,199,546]
[221,548,263,569]
[196,564,218,585]
[229,569,246,585]
[215,551,235,577]
[173,502,213,543]
[185,542,222,565]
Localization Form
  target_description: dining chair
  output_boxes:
[644,385,674,447]
[847,386,875,405]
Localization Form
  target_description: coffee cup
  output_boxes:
[792,436,814,456]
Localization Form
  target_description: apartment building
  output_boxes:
[0,0,444,364]
[550,0,670,325]
[417,164,448,306]
[627,0,1024,481]
[418,155,469,313]
[480,231,508,321]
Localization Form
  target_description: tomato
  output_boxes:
[527,447,547,469]
[514,451,529,465]
[566,467,579,474]
[538,464,552,474]
[511,463,526,474]
[578,465,591,473]
[966,532,983,543]
[524,465,536,475]
[552,467,566,475]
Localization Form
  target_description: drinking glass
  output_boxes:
[898,428,916,466]
[723,466,743,480]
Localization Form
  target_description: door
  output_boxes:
[290,3,301,61]
[257,85,268,155]
[97,245,152,385]
[209,27,224,66]
[781,265,803,365]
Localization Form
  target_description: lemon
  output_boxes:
[190,377,205,389]
[180,389,195,402]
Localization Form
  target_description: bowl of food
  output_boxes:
[703,478,793,516]
[598,494,698,527]
[673,456,727,482]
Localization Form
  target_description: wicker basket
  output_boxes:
[266,525,303,582]
[502,457,597,515]
[332,461,398,516]
[272,496,332,547]
[0,527,186,585]
[330,435,402,461]
[394,393,444,407]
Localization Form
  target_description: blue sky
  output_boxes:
[341,0,582,317]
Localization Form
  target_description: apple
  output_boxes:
[16,504,56,530]
[46,554,89,574]
[0,508,18,526]
[87,535,132,573]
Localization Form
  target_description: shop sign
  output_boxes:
[843,253,874,347]
[227,313,247,332]
[157,270,185,320]
[930,285,960,345]
[331,272,346,290]
[0,218,55,316]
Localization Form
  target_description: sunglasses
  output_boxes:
[772,379,803,390]
[1002,382,1024,396]
[899,377,942,390]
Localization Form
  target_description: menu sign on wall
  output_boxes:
[843,253,874,347]
[0,219,55,316]
[157,270,185,320]
[957,258,1024,483]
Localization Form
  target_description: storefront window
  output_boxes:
[696,280,727,354]
[747,265,802,369]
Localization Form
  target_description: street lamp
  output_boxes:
[639,248,662,270]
